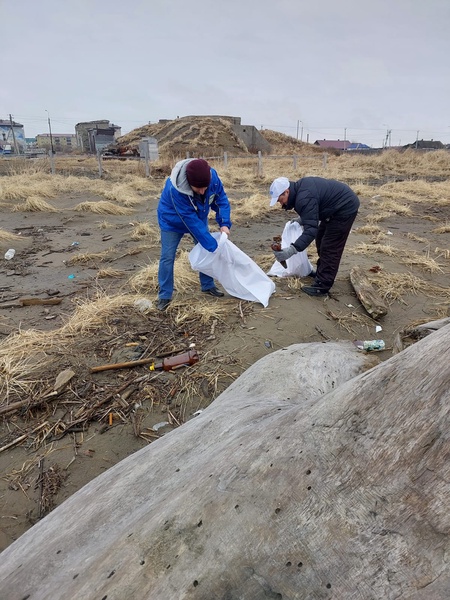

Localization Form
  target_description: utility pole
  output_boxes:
[46,110,55,154]
[8,114,20,154]
[344,127,347,150]
[296,120,299,140]
[415,130,419,149]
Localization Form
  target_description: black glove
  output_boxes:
[273,245,298,262]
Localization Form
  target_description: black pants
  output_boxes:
[315,212,358,289]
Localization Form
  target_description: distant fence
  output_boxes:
[195,151,329,175]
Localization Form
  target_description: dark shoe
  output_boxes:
[202,286,224,298]
[302,284,329,297]
[157,298,171,311]
[306,269,316,278]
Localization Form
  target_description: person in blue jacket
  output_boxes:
[269,176,359,296]
[157,158,232,311]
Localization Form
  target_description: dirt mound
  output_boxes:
[117,116,323,159]
[117,116,249,158]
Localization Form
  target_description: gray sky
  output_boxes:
[3,0,450,147]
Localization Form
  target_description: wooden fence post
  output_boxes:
[293,154,297,170]
[97,150,103,178]
[223,151,228,169]
[323,153,328,169]
[49,151,55,175]
[257,151,263,176]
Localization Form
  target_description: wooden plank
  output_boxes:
[350,265,388,319]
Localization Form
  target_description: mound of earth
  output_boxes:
[117,116,249,157]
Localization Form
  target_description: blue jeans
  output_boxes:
[158,230,214,300]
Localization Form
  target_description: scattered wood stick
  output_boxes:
[20,298,63,306]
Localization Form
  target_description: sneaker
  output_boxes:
[302,284,329,297]
[157,298,171,311]
[202,286,224,297]
[306,269,316,278]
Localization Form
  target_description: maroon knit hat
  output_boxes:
[186,159,211,188]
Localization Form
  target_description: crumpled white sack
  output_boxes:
[189,232,275,307]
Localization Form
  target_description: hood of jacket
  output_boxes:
[170,159,200,196]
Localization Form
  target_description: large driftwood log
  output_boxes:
[0,331,449,599]
[350,265,388,319]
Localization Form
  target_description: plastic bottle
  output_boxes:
[354,340,385,352]
[271,240,287,269]
[150,349,200,371]
[4,249,16,260]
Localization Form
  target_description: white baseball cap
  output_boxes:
[269,177,290,206]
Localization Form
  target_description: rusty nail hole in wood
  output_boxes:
[297,562,303,568]
[326,583,332,588]
[73,574,79,579]
[276,436,280,439]
[286,561,292,567]
[197,520,203,527]
[107,570,115,579]
[306,469,311,475]
[235,505,239,509]
[193,580,199,587]
[307,486,312,490]
[275,507,281,514]
[140,560,145,565]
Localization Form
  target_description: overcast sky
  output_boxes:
[3,0,450,147]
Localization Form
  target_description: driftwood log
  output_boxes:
[350,265,388,319]
[0,330,449,599]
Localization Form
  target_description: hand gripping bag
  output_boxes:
[267,221,314,277]
[189,233,275,307]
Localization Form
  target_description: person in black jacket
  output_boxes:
[269,176,359,296]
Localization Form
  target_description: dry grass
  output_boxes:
[364,211,393,224]
[96,268,126,278]
[74,201,133,215]
[432,224,450,234]
[368,271,449,304]
[12,196,59,212]
[406,232,430,244]
[0,229,22,242]
[375,199,412,215]
[399,251,445,273]
[128,250,198,293]
[349,243,398,256]
[130,221,159,241]
[434,247,450,260]
[354,224,384,235]
[232,193,270,222]
[65,251,110,266]
[0,292,151,400]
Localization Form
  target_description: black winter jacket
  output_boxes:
[285,177,360,252]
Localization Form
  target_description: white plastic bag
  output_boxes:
[267,221,314,278]
[189,233,276,307]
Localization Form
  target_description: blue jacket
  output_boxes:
[285,177,360,252]
[157,159,232,252]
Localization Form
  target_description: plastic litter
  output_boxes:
[4,249,15,260]
[134,298,153,313]
[354,340,385,352]
[152,422,169,432]
[68,274,75,279]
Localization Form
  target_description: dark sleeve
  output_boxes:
[291,191,319,252]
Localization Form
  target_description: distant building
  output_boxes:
[347,142,371,151]
[402,139,445,150]
[314,139,351,151]
[75,120,121,153]
[0,118,26,154]
[36,133,77,152]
